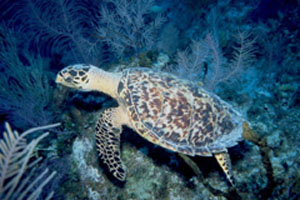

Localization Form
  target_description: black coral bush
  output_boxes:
[0,27,55,129]
[1,0,103,65]
[97,0,165,58]
[0,122,60,200]
[1,0,164,65]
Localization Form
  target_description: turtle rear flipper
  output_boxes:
[95,107,125,181]
[214,152,235,186]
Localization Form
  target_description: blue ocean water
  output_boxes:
[0,0,299,199]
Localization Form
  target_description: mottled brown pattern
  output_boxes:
[95,108,125,181]
[59,65,91,86]
[117,68,243,156]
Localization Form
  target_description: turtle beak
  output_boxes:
[55,70,79,89]
[55,73,64,84]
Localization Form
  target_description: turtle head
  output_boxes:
[56,64,95,91]
[56,63,121,98]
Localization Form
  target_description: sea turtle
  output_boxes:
[56,64,249,185]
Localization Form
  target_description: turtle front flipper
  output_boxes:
[214,152,235,186]
[95,107,125,181]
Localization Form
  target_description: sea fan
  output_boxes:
[0,122,60,200]
[204,31,256,90]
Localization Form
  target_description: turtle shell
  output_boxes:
[117,68,244,156]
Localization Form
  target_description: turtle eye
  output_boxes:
[65,77,72,83]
